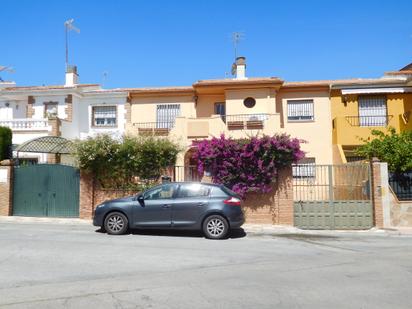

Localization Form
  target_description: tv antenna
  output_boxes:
[0,66,15,73]
[64,18,80,70]
[231,32,244,59]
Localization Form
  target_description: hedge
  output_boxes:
[0,126,12,161]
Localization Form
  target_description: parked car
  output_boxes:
[93,182,245,239]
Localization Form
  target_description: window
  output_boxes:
[243,97,256,108]
[358,96,387,127]
[214,102,226,122]
[44,102,58,118]
[144,184,178,200]
[293,157,316,178]
[92,106,117,127]
[156,104,181,129]
[287,100,314,121]
[177,184,210,198]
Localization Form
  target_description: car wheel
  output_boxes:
[104,212,128,235]
[203,215,229,239]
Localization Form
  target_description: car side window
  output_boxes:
[177,184,210,198]
[144,184,177,200]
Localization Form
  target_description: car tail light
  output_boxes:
[224,196,241,206]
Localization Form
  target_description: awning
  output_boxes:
[341,87,412,95]
[15,136,75,154]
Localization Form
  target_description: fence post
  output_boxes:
[79,171,94,219]
[371,157,384,228]
[277,166,294,225]
[0,160,13,216]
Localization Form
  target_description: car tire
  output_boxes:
[203,214,229,239]
[104,212,129,235]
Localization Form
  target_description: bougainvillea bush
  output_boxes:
[193,134,305,196]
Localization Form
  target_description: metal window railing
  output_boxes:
[221,113,269,130]
[345,115,393,127]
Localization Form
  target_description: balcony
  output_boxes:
[0,119,50,131]
[132,121,174,136]
[128,113,280,140]
[332,115,398,146]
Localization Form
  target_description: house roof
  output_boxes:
[193,77,283,87]
[3,84,99,91]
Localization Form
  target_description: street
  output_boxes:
[0,222,412,308]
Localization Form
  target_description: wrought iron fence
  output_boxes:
[172,165,201,182]
[389,172,412,201]
[292,164,371,201]
[345,115,392,127]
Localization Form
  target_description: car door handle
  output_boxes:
[197,203,205,207]
[162,204,171,209]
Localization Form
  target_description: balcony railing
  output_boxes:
[132,121,175,136]
[221,113,270,130]
[345,115,393,127]
[0,119,49,131]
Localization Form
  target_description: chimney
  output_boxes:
[231,56,247,80]
[65,65,79,87]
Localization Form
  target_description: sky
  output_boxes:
[1,0,412,89]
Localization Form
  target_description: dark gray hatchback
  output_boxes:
[93,182,245,239]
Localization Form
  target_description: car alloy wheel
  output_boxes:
[203,215,229,239]
[104,212,128,235]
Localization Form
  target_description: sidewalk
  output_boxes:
[1,216,412,236]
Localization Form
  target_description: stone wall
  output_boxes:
[389,188,412,227]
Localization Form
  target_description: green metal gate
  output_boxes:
[293,164,373,229]
[13,164,80,217]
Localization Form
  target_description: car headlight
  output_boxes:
[95,203,105,209]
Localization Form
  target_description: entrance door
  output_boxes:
[358,96,387,126]
[13,164,80,217]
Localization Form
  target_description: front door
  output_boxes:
[172,183,210,227]
[132,184,178,228]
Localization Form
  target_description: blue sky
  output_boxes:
[1,0,412,88]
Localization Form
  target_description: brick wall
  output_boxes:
[242,167,293,225]
[79,167,294,224]
[371,158,384,228]
[79,172,140,219]
[27,96,35,118]
[65,95,73,122]
[0,160,13,216]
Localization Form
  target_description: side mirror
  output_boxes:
[137,194,144,205]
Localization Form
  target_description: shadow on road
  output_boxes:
[95,228,247,239]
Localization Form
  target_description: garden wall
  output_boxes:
[79,167,294,225]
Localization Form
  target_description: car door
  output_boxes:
[172,183,210,227]
[132,184,178,228]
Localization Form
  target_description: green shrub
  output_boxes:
[356,128,412,173]
[74,134,181,189]
[0,126,12,161]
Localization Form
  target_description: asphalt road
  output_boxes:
[0,222,411,309]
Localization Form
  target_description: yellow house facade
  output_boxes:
[127,57,334,169]
[331,64,412,163]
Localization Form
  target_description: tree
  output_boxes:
[356,128,412,173]
[0,126,12,161]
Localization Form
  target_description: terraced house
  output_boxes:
[128,57,333,174]
[331,64,412,163]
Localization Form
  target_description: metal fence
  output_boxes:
[389,172,412,201]
[292,164,371,201]
[345,115,392,127]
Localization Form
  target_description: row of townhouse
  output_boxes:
[0,58,412,168]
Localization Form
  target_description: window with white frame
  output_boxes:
[287,100,314,121]
[156,104,181,129]
[293,157,316,178]
[92,106,117,127]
